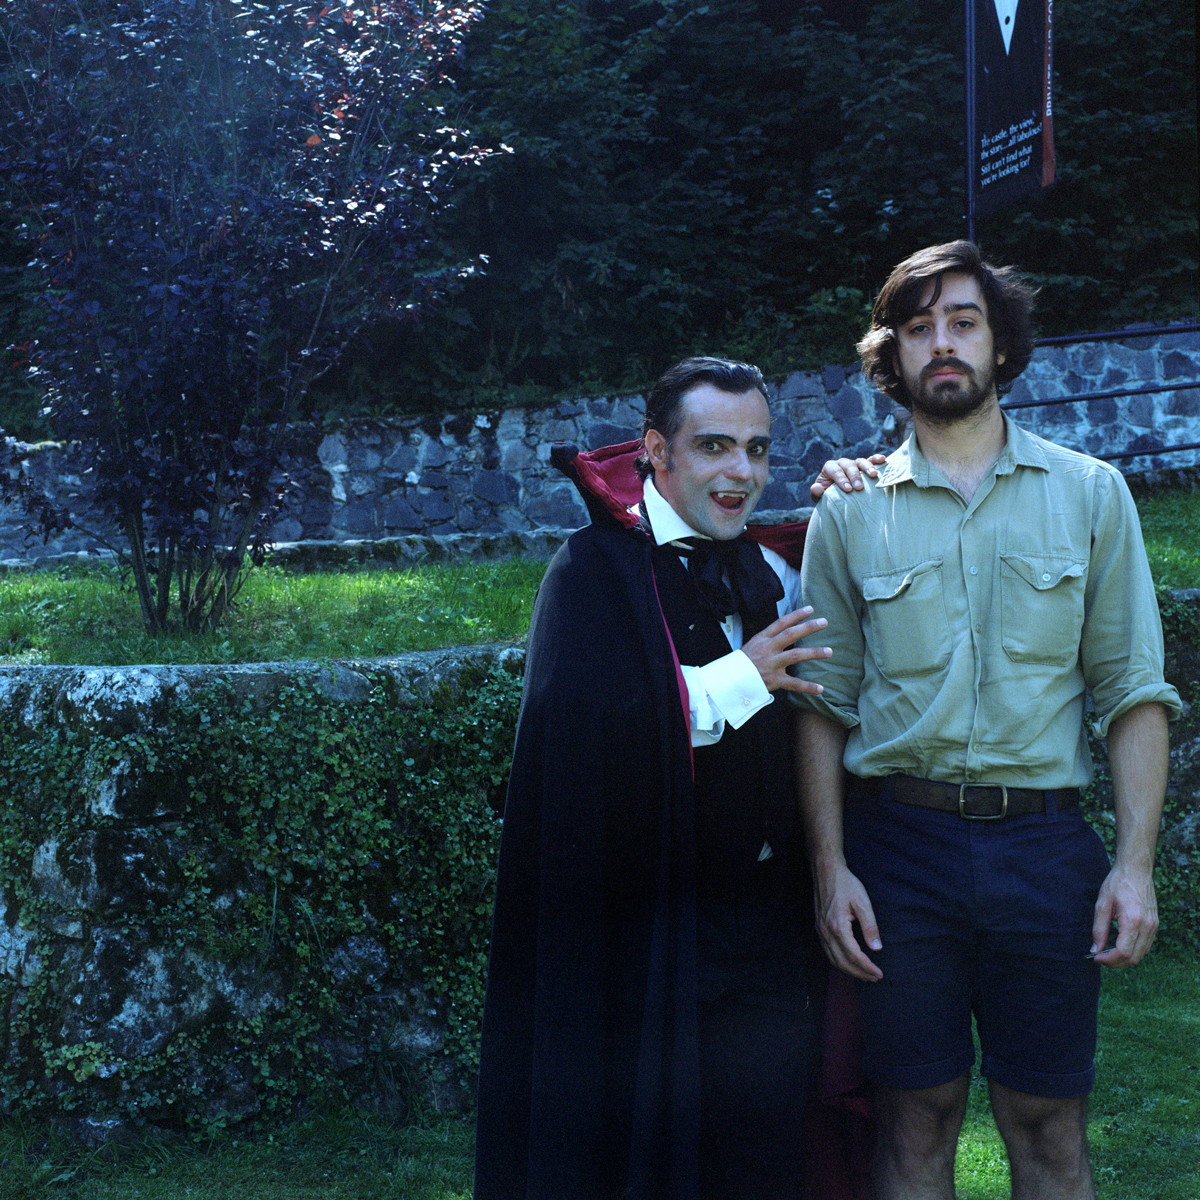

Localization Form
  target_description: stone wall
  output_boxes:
[0,645,523,1145]
[3,329,1198,565]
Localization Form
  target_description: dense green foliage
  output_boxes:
[0,668,519,1133]
[2,0,1194,428]
[323,0,1198,413]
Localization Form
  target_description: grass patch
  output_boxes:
[955,951,1200,1199]
[0,560,548,666]
[0,1111,476,1200]
[1134,488,1200,590]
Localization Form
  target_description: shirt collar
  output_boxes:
[635,477,710,546]
[877,412,1051,489]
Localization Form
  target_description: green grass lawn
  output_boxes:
[3,952,1196,1200]
[0,559,548,666]
[1133,487,1200,590]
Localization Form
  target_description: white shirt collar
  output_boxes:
[635,477,710,546]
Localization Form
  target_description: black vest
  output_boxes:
[651,542,799,901]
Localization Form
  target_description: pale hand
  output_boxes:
[810,453,888,501]
[740,606,831,694]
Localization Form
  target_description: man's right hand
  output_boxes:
[814,862,884,981]
[740,606,831,694]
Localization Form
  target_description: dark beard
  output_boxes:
[906,358,996,425]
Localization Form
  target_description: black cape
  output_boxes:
[474,441,870,1200]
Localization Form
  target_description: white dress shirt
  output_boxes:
[637,480,802,747]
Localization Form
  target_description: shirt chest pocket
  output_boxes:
[999,553,1087,667]
[861,558,950,679]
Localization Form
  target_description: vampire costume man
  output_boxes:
[474,441,870,1200]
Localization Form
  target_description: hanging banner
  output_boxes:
[968,0,1055,219]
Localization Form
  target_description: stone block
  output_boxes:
[800,439,837,476]
[379,495,423,532]
[610,397,646,426]
[338,498,380,535]
[421,439,451,469]
[348,445,382,471]
[90,830,180,913]
[0,908,39,987]
[86,755,179,821]
[758,481,798,510]
[770,415,794,444]
[543,419,583,444]
[1128,394,1156,428]
[381,444,418,476]
[841,416,872,444]
[1163,350,1199,380]
[822,365,847,393]
[501,440,539,473]
[1168,389,1200,417]
[472,470,520,505]
[496,408,528,442]
[415,490,455,522]
[525,487,587,530]
[317,433,348,469]
[1097,365,1131,391]
[585,422,638,450]
[268,517,304,543]
[778,371,821,401]
[829,384,865,421]
[56,668,186,738]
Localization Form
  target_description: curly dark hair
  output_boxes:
[634,356,768,481]
[857,240,1038,408]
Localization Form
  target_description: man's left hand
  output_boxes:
[1090,865,1158,968]
[810,453,887,501]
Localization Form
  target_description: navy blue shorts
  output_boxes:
[843,789,1111,1098]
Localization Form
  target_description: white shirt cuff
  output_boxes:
[683,651,772,746]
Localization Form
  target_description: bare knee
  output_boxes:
[874,1076,970,1194]
[990,1083,1094,1198]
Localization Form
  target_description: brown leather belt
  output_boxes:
[853,774,1080,820]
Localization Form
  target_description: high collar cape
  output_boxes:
[474,441,870,1200]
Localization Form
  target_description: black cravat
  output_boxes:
[674,535,784,621]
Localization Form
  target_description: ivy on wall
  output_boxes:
[0,663,521,1134]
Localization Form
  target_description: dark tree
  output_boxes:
[349,0,1196,411]
[0,0,486,631]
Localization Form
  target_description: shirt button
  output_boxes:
[1042,573,1051,581]
[969,565,978,575]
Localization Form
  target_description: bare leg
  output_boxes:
[873,1074,970,1200]
[989,1081,1095,1200]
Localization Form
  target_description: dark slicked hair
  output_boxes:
[635,356,768,481]
[857,240,1038,408]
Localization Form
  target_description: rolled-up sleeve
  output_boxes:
[791,499,863,730]
[1081,469,1182,735]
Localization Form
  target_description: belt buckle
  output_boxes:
[958,783,1008,820]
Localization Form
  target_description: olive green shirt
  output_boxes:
[795,416,1181,788]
